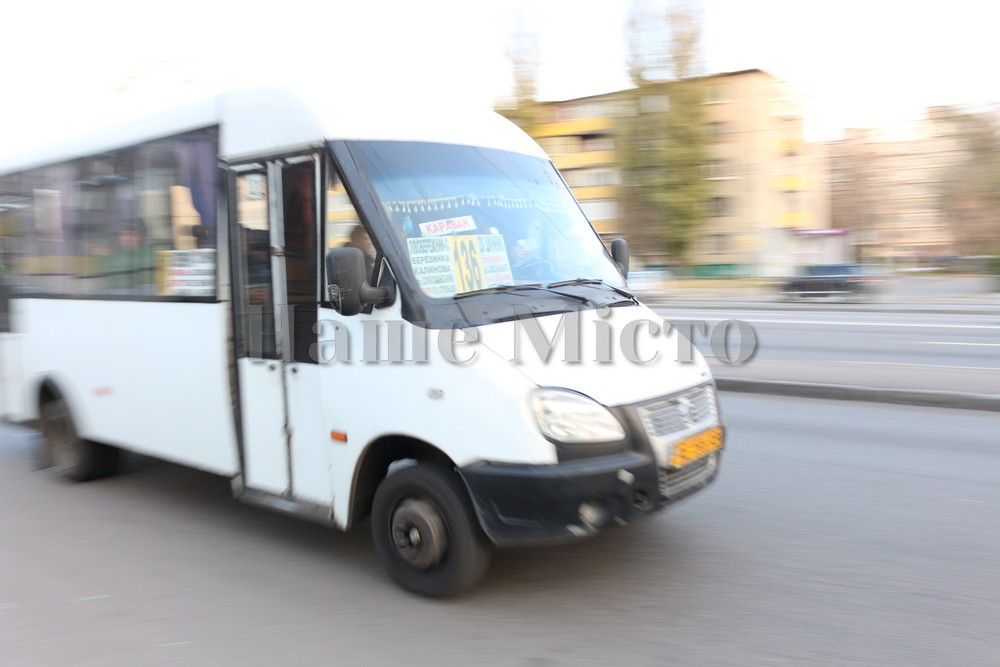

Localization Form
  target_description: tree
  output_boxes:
[495,13,541,134]
[938,107,1000,259]
[620,0,709,264]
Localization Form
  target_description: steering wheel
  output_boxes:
[514,258,553,281]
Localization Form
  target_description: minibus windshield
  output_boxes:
[342,141,625,299]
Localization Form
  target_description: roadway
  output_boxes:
[651,303,1000,369]
[1,394,999,666]
[641,300,1000,412]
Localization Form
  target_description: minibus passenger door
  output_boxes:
[231,157,331,505]
[277,157,331,505]
[232,164,290,496]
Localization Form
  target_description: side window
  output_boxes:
[78,130,220,297]
[234,167,276,359]
[0,236,7,331]
[1,171,34,295]
[0,174,30,329]
[0,127,219,300]
[282,158,318,363]
[325,167,375,286]
[137,130,218,298]
[80,151,143,295]
[33,164,75,295]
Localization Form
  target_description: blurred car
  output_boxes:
[626,269,674,298]
[780,263,883,302]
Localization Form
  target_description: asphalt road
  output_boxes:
[653,305,1000,369]
[2,394,998,666]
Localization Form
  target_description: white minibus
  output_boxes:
[0,88,724,597]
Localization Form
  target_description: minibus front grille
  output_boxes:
[657,453,718,499]
[635,383,718,442]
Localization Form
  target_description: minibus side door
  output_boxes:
[230,157,330,503]
[231,163,290,495]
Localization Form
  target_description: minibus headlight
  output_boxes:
[531,389,626,443]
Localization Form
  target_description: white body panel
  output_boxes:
[0,332,26,420]
[238,358,289,494]
[474,304,714,407]
[4,296,711,527]
[307,300,710,527]
[313,300,547,526]
[237,358,336,506]
[285,363,335,506]
[13,299,239,475]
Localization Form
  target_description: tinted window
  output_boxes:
[0,127,219,298]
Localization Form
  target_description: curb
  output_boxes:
[714,378,1000,412]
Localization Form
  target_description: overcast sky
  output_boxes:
[2,0,997,151]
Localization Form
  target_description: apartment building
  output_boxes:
[829,110,960,265]
[528,69,830,276]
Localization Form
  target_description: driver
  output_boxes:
[511,219,546,280]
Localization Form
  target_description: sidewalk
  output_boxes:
[710,357,1000,412]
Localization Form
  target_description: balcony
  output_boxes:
[551,150,617,170]
[775,174,804,191]
[570,185,619,201]
[779,211,808,227]
[533,116,616,139]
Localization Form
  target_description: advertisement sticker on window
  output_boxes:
[407,232,513,297]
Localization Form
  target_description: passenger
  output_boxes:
[104,224,154,294]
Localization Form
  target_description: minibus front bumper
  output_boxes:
[460,448,720,547]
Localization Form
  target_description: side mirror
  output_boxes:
[611,238,629,279]
[325,247,390,316]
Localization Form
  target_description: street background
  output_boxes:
[2,0,1000,663]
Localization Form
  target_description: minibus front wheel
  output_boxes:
[371,462,490,598]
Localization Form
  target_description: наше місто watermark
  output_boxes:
[245,306,758,366]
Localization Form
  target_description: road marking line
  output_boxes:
[74,594,111,603]
[919,342,1000,347]
[949,498,985,503]
[707,357,1000,372]
[157,642,192,649]
[666,317,1000,330]
[825,360,1000,371]
[0,602,18,610]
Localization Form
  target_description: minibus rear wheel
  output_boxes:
[371,462,490,597]
[39,397,119,481]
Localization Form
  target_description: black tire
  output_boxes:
[371,463,490,598]
[39,397,119,482]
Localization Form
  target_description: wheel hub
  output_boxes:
[391,498,447,570]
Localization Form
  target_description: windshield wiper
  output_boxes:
[546,278,638,303]
[453,283,591,304]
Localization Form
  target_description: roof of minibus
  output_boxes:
[0,86,548,174]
